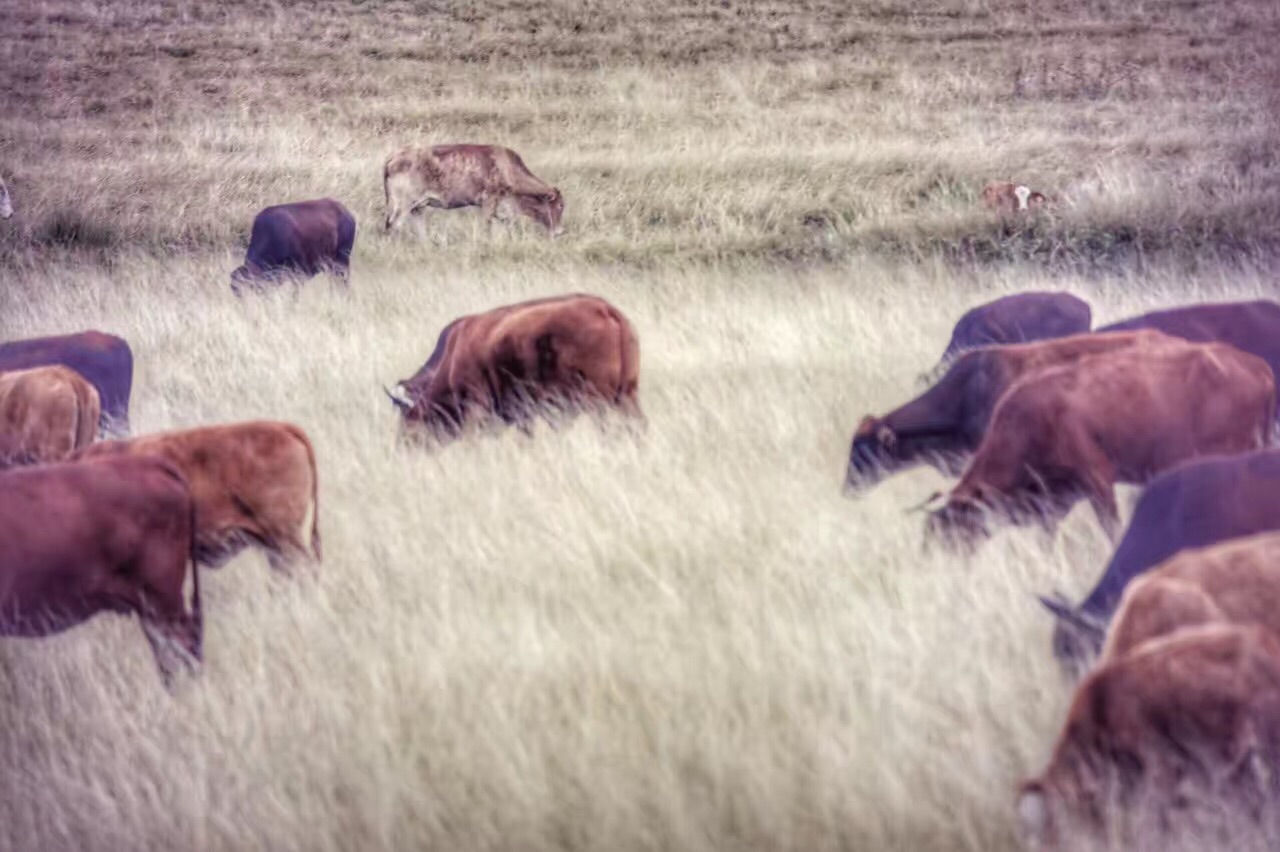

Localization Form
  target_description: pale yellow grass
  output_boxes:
[4,0,1280,848]
[3,252,1278,852]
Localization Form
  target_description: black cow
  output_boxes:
[1099,300,1280,398]
[929,292,1091,378]
[231,198,356,292]
[1041,449,1280,675]
[0,330,134,434]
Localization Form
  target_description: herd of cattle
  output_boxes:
[3,148,1278,844]
[843,293,1280,844]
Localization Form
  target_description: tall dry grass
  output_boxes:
[3,0,1280,850]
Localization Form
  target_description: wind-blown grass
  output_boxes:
[3,0,1280,849]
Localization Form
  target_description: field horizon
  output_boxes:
[4,1,1280,850]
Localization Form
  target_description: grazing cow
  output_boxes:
[231,198,356,292]
[928,292,1091,377]
[0,366,100,467]
[1100,300,1280,401]
[0,455,201,688]
[1099,533,1280,665]
[1017,625,1280,848]
[925,341,1275,548]
[0,330,133,434]
[1042,450,1280,674]
[981,181,1050,213]
[385,294,640,437]
[383,144,564,235]
[77,421,321,571]
[846,330,1170,494]
[0,176,12,219]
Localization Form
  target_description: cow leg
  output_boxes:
[480,195,503,229]
[137,558,203,689]
[1084,476,1121,541]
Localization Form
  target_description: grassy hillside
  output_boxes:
[2,1,1280,850]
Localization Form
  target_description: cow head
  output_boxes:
[1013,184,1033,211]
[1039,594,1107,677]
[845,416,898,494]
[924,486,991,552]
[519,188,565,236]
[0,179,11,220]
[385,382,466,439]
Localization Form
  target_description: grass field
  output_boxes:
[3,1,1280,850]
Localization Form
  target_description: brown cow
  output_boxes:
[846,330,1174,494]
[0,365,100,467]
[1099,533,1280,665]
[981,180,1050,213]
[925,341,1275,548]
[1017,624,1280,848]
[386,294,641,438]
[0,455,201,688]
[383,144,564,235]
[77,421,321,571]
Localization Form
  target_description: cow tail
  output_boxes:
[614,309,641,416]
[155,459,202,666]
[188,490,203,663]
[287,423,322,562]
[76,384,101,450]
[1266,364,1279,447]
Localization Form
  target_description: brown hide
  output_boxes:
[394,294,641,437]
[0,455,201,687]
[0,365,100,467]
[1101,533,1280,664]
[846,329,1174,492]
[77,420,320,571]
[383,143,564,234]
[1017,625,1280,847]
[926,341,1276,547]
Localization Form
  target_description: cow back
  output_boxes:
[0,331,133,430]
[1083,450,1280,619]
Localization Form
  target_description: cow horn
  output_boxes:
[1037,594,1106,638]
[904,490,945,514]
[383,385,411,412]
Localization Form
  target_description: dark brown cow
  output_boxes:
[77,421,321,571]
[981,180,1051,213]
[0,455,201,687]
[925,341,1275,548]
[383,144,564,235]
[1043,451,1280,675]
[1100,300,1280,404]
[929,292,1092,376]
[846,330,1170,494]
[0,366,100,467]
[231,198,356,292]
[0,330,133,434]
[1099,533,1280,665]
[386,294,640,437]
[1017,625,1280,848]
